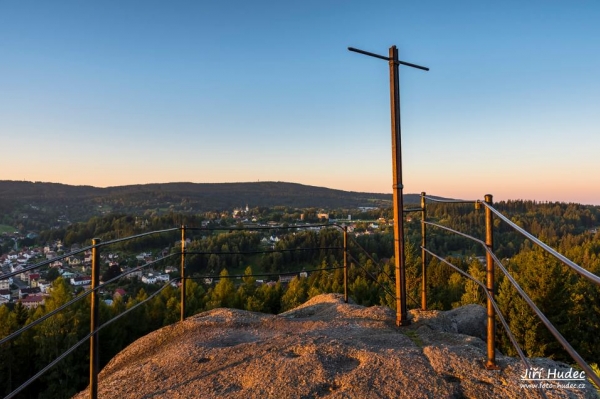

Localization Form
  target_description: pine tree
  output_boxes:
[281,276,308,311]
[458,259,487,306]
[206,269,236,309]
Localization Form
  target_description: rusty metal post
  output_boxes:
[343,226,348,303]
[347,45,428,325]
[389,45,410,326]
[421,192,427,311]
[484,194,498,369]
[180,225,186,322]
[89,238,100,399]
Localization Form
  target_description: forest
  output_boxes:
[1,199,600,397]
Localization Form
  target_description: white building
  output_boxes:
[70,276,92,286]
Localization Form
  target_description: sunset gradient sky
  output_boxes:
[1,1,599,204]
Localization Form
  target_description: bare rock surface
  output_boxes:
[74,294,598,398]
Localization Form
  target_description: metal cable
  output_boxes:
[346,236,423,307]
[421,195,477,205]
[421,248,547,399]
[187,265,346,281]
[0,253,177,346]
[4,280,175,399]
[185,223,338,232]
[347,253,397,302]
[185,247,342,256]
[481,202,600,286]
[423,221,600,388]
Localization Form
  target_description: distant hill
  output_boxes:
[0,180,436,230]
[0,180,403,209]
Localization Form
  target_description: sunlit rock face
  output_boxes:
[73,294,596,399]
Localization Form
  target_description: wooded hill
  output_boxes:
[0,181,397,209]
[0,180,404,231]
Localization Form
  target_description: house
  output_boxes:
[31,248,40,255]
[113,288,127,299]
[0,278,10,290]
[125,268,143,280]
[136,252,152,261]
[0,288,11,302]
[60,270,75,280]
[67,256,82,266]
[164,266,178,274]
[19,287,41,299]
[70,276,92,286]
[20,296,45,309]
[38,280,51,294]
[28,273,40,287]
[142,274,157,284]
[278,275,296,283]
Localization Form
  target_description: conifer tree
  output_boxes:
[206,269,236,309]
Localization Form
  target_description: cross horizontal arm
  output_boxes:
[348,47,390,61]
[348,46,429,71]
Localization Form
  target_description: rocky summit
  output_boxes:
[74,294,597,398]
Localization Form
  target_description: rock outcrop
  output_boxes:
[74,294,597,398]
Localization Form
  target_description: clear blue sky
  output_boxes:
[1,1,599,204]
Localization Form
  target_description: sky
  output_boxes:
[1,1,599,205]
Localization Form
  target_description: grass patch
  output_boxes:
[403,330,424,347]
[0,225,16,234]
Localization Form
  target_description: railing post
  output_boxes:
[343,226,348,303]
[421,192,427,311]
[180,225,186,322]
[89,238,100,399]
[484,194,499,369]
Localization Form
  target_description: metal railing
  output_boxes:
[418,192,600,390]
[0,223,350,399]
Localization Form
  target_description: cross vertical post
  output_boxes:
[389,45,410,326]
[348,45,428,326]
